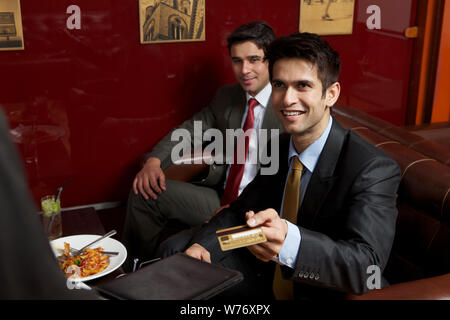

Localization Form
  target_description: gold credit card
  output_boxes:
[216,225,267,251]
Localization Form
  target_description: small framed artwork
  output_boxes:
[0,0,24,51]
[299,0,355,36]
[139,0,206,44]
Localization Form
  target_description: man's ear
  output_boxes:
[325,82,341,107]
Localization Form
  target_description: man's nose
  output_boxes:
[283,87,298,106]
[241,61,251,74]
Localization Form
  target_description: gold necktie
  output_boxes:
[273,157,303,300]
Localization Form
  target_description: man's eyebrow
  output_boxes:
[271,78,315,86]
[296,79,315,86]
[231,55,263,60]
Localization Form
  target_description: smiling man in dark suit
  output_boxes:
[183,32,402,300]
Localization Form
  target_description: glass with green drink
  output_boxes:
[40,195,62,240]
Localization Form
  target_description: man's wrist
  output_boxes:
[282,219,289,240]
[143,157,161,168]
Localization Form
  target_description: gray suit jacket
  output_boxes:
[145,83,283,187]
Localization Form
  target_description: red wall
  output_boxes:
[0,0,417,207]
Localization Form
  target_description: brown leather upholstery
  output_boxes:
[334,105,450,300]
[334,105,450,166]
[348,273,450,300]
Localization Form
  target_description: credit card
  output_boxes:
[216,225,267,251]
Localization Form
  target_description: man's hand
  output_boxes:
[185,243,211,263]
[246,209,288,262]
[133,157,166,200]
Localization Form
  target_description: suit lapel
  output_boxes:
[298,120,348,228]
[261,99,282,131]
[227,87,246,129]
[257,98,284,171]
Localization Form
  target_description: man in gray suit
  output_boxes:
[122,21,283,270]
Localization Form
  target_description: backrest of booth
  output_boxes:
[333,106,450,284]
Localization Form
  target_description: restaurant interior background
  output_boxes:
[1,0,449,211]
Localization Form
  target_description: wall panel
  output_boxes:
[0,0,417,207]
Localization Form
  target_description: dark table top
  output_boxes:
[62,207,105,235]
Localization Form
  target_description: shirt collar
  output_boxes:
[246,82,271,109]
[288,116,333,173]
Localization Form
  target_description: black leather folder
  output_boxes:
[96,253,243,300]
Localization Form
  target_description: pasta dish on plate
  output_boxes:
[58,242,110,278]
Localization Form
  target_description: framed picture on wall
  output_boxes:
[299,0,355,35]
[139,0,206,44]
[0,0,24,51]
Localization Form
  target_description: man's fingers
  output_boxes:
[246,208,278,228]
[185,244,211,263]
[149,174,163,195]
[136,179,150,200]
[141,177,158,200]
[132,177,138,195]
[245,210,255,221]
[159,172,167,191]
[247,243,274,262]
[202,249,211,263]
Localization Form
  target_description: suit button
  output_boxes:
[303,272,309,278]
[298,271,304,277]
[212,164,216,170]
[315,274,320,280]
[309,272,315,279]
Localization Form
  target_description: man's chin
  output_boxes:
[282,123,303,136]
[240,83,254,92]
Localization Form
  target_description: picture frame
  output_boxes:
[139,0,206,44]
[299,0,355,36]
[0,0,24,51]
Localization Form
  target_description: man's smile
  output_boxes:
[242,76,256,85]
[281,110,307,119]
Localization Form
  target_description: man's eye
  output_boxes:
[298,82,309,89]
[272,82,284,88]
[250,57,261,63]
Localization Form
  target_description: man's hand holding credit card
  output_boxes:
[216,225,267,251]
[185,209,288,264]
[216,209,289,262]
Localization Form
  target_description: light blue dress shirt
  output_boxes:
[276,116,333,268]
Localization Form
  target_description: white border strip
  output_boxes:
[60,201,125,212]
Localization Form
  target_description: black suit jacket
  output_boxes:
[191,118,402,298]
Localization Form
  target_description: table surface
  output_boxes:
[62,207,105,235]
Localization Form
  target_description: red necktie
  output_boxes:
[221,98,258,206]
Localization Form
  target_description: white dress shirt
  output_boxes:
[223,82,272,195]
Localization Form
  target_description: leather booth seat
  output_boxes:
[332,106,450,300]
[334,105,450,166]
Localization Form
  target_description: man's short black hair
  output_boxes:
[227,21,275,56]
[266,32,341,94]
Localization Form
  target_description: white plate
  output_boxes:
[50,234,127,282]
